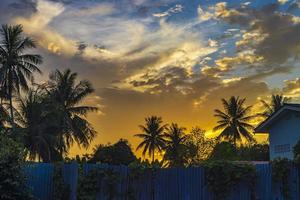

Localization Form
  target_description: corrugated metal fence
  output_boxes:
[24,163,300,200]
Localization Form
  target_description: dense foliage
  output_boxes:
[184,127,216,165]
[203,160,257,200]
[209,141,269,161]
[272,158,292,199]
[77,168,120,200]
[90,139,136,165]
[53,163,70,200]
[0,135,34,200]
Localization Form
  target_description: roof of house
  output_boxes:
[255,103,300,133]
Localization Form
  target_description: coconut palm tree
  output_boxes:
[135,116,167,162]
[260,94,290,117]
[17,88,58,162]
[163,123,188,167]
[48,69,97,157]
[0,24,42,125]
[213,96,256,147]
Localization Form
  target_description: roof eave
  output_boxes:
[254,105,300,133]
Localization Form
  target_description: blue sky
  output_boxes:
[1,0,300,155]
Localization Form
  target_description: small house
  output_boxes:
[255,103,300,160]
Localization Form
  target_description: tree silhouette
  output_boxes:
[48,69,97,157]
[213,96,256,147]
[0,24,42,126]
[17,88,58,161]
[260,94,290,117]
[90,139,136,165]
[135,116,167,163]
[163,123,188,167]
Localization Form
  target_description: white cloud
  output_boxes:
[197,5,214,22]
[153,4,183,18]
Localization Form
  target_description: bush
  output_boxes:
[0,135,34,200]
[293,140,300,159]
[272,158,292,199]
[209,141,238,160]
[77,167,120,200]
[53,163,70,200]
[203,160,257,200]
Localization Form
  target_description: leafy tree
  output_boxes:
[209,141,238,161]
[184,127,216,165]
[238,143,269,161]
[260,94,290,117]
[135,116,167,163]
[48,69,97,157]
[163,123,188,167]
[0,135,34,199]
[213,96,256,147]
[0,24,42,125]
[90,139,136,165]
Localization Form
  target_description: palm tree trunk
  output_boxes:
[8,85,14,128]
[152,150,155,163]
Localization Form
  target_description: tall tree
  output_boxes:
[0,24,42,125]
[135,116,167,162]
[163,123,188,167]
[48,69,97,157]
[184,127,216,165]
[260,94,290,117]
[213,96,256,147]
[17,88,59,162]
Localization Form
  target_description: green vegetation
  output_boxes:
[135,116,167,162]
[271,158,293,200]
[0,135,34,200]
[90,139,136,165]
[213,96,256,147]
[77,168,120,200]
[0,22,297,200]
[203,160,257,200]
[163,123,189,167]
[53,163,70,200]
[0,24,42,126]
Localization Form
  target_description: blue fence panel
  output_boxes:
[63,163,78,200]
[129,169,153,200]
[25,163,54,200]
[256,164,272,200]
[23,163,300,200]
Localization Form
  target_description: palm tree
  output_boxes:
[17,88,58,162]
[48,69,97,157]
[0,24,42,126]
[163,123,188,167]
[213,96,256,147]
[135,116,167,162]
[260,94,290,117]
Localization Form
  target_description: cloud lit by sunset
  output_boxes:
[2,0,300,157]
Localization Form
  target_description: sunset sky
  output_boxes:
[1,0,300,157]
